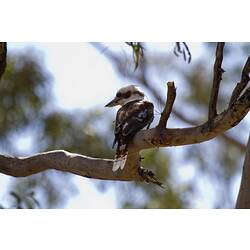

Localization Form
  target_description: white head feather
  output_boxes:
[105,85,144,107]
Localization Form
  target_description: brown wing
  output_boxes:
[112,100,154,149]
[122,101,154,137]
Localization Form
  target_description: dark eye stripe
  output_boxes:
[116,92,122,98]
[117,91,131,99]
[123,91,131,98]
[116,90,143,99]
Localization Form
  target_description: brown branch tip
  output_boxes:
[208,42,225,120]
[157,81,176,128]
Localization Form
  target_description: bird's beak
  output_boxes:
[105,97,120,107]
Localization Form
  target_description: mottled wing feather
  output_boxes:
[122,111,151,137]
[123,102,153,136]
[114,101,154,146]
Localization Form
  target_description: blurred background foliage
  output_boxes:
[0,43,249,208]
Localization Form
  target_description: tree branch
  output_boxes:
[138,71,246,151]
[132,86,250,150]
[157,81,176,128]
[0,42,7,80]
[0,150,142,181]
[1,85,250,182]
[229,56,250,107]
[1,43,246,186]
[208,42,225,120]
[236,132,250,208]
[91,43,246,152]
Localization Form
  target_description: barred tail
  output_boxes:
[112,143,128,172]
[112,154,127,172]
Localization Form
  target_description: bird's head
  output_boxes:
[105,85,144,107]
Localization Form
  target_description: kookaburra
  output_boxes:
[105,85,154,172]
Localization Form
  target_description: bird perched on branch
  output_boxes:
[105,85,154,171]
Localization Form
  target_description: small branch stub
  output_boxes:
[157,81,176,128]
[208,42,225,121]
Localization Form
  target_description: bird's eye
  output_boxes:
[123,91,131,99]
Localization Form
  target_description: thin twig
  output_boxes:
[174,42,192,63]
[157,82,176,128]
[208,42,225,121]
[229,56,250,107]
[182,42,192,63]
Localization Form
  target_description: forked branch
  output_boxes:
[0,43,250,193]
[1,85,250,182]
[92,42,246,151]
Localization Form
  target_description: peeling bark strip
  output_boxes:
[0,42,7,80]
